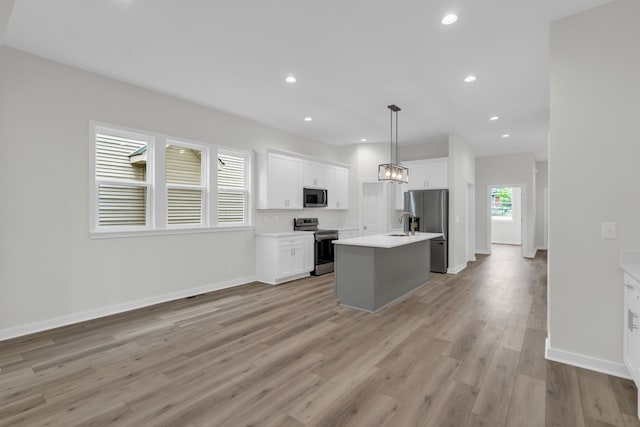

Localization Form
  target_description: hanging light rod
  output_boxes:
[378,104,409,184]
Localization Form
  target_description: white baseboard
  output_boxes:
[447,263,467,275]
[491,240,522,245]
[526,249,537,259]
[545,338,631,379]
[475,250,491,255]
[0,276,256,342]
[536,246,548,251]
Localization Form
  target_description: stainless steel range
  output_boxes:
[293,218,338,276]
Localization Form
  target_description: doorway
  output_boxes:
[360,181,387,236]
[486,184,527,257]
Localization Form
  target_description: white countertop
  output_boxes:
[621,251,640,282]
[255,231,314,238]
[333,232,442,249]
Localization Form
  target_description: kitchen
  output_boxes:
[1,0,639,425]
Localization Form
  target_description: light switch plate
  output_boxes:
[601,222,617,239]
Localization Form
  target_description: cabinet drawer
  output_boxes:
[278,238,305,248]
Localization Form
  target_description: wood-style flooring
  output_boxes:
[0,245,638,426]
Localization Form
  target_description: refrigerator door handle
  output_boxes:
[441,191,446,238]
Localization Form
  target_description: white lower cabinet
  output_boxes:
[622,271,640,419]
[624,274,640,380]
[256,233,314,285]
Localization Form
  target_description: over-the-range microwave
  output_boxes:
[303,188,328,208]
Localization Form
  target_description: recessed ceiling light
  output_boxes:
[441,14,458,25]
[304,117,312,122]
[360,138,367,142]
[285,76,296,83]
[464,75,477,83]
[490,116,500,121]
[502,134,510,138]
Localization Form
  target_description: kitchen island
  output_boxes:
[333,232,443,312]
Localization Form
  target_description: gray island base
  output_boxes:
[333,232,443,312]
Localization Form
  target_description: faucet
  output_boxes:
[398,212,415,236]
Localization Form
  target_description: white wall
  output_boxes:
[548,0,640,369]
[475,153,536,257]
[448,133,475,273]
[0,0,14,44]
[0,46,350,336]
[535,162,548,249]
[399,140,449,161]
[491,187,522,245]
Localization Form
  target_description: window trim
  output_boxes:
[89,121,253,238]
[217,148,252,226]
[165,139,209,229]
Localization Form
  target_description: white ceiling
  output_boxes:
[3,0,612,160]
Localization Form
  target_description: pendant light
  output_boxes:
[378,104,409,183]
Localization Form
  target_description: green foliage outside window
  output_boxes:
[491,187,513,218]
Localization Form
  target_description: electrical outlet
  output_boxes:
[601,222,616,239]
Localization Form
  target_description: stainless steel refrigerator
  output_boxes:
[404,189,449,273]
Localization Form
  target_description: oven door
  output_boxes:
[313,233,337,275]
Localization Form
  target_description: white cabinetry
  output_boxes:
[406,157,448,190]
[256,233,314,285]
[326,166,349,210]
[624,274,640,384]
[257,153,303,209]
[394,157,448,210]
[256,149,349,210]
[621,252,640,420]
[303,162,327,189]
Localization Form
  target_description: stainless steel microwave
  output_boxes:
[303,188,328,208]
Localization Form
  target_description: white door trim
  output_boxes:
[466,182,476,262]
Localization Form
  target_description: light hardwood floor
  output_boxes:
[0,245,638,426]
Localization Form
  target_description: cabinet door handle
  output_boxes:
[629,309,639,331]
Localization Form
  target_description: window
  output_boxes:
[90,122,251,236]
[217,152,248,224]
[166,143,205,226]
[94,128,151,229]
[491,187,513,219]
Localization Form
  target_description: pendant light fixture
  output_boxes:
[378,104,409,183]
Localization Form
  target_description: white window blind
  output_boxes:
[166,144,204,225]
[95,130,149,227]
[217,153,247,224]
[90,122,252,236]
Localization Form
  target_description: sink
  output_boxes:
[387,233,409,237]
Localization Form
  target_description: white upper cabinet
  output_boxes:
[405,157,448,190]
[427,160,448,189]
[256,149,349,210]
[407,164,428,190]
[303,162,327,189]
[326,166,349,210]
[257,153,303,209]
